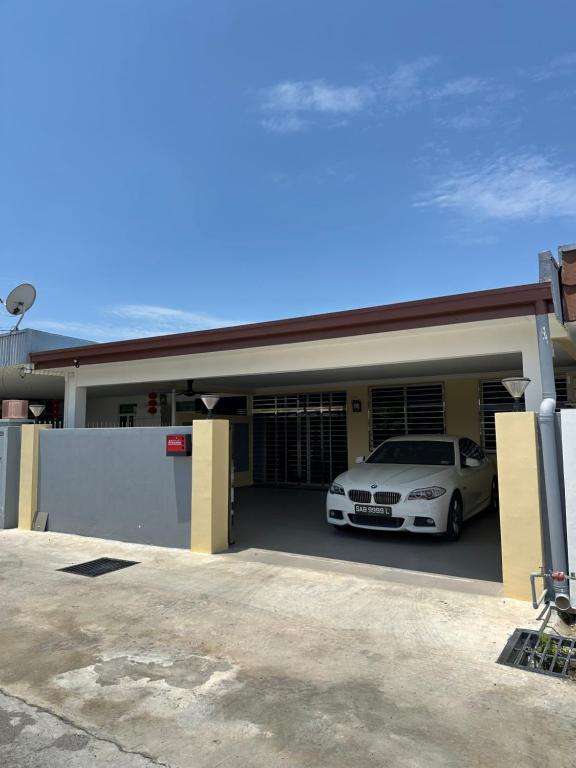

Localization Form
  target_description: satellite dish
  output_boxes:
[1,283,37,332]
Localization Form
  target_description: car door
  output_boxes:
[474,443,494,508]
[458,438,488,517]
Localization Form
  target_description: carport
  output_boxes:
[233,486,502,583]
[30,280,576,596]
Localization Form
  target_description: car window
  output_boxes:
[367,440,455,466]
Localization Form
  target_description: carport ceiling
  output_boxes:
[198,352,527,391]
[0,368,65,399]
[83,351,558,398]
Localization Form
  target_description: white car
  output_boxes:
[326,435,497,541]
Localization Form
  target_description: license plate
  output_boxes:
[354,504,392,515]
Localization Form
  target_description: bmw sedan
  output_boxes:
[326,435,497,541]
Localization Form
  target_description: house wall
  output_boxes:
[445,379,481,443]
[85,377,486,479]
[86,394,162,427]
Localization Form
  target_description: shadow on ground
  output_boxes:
[232,486,502,583]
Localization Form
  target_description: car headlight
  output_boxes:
[407,486,446,500]
[329,482,345,496]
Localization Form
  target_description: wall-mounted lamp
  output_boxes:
[19,365,33,379]
[73,358,80,368]
[502,377,531,412]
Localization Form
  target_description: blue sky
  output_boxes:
[2,0,576,341]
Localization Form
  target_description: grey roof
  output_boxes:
[0,329,94,367]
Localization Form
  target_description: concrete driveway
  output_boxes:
[0,529,575,768]
[234,487,502,583]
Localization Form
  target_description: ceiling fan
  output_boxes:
[174,379,198,398]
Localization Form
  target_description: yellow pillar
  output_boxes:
[346,386,370,468]
[18,424,51,531]
[495,412,543,601]
[191,419,230,554]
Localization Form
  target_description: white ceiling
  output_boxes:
[0,367,65,399]
[82,348,575,398]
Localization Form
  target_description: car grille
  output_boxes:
[373,491,401,505]
[348,489,372,504]
[349,514,404,528]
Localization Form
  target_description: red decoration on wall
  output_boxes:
[147,391,158,414]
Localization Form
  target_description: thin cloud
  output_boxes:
[416,152,576,221]
[436,108,493,130]
[532,52,576,81]
[378,57,438,109]
[262,80,374,115]
[429,77,491,99]
[32,304,243,343]
[258,58,511,131]
[261,115,308,134]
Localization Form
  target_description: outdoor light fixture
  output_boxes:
[200,395,220,418]
[28,404,45,422]
[502,377,531,411]
[19,365,33,379]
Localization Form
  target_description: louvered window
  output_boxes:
[369,384,445,449]
[480,376,569,452]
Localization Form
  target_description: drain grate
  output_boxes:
[497,628,576,679]
[58,557,139,578]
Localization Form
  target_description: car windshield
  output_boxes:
[366,440,455,466]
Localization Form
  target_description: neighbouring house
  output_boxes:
[0,329,92,423]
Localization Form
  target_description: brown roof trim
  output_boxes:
[31,283,553,369]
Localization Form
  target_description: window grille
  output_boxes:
[252,392,348,486]
[370,383,445,449]
[480,376,569,451]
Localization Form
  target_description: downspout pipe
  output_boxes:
[535,312,570,609]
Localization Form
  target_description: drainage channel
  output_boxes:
[58,557,139,578]
[498,628,576,679]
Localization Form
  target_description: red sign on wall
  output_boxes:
[166,434,191,456]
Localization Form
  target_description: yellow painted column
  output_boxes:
[346,386,370,468]
[18,424,51,531]
[191,419,230,554]
[495,412,543,601]
[445,379,481,442]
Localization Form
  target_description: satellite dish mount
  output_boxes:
[0,283,37,333]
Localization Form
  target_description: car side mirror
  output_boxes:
[355,456,365,464]
[464,457,481,468]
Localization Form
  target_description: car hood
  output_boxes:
[335,463,453,489]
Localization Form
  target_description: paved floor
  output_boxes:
[1,529,575,767]
[234,487,503,583]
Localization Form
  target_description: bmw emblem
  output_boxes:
[370,484,377,489]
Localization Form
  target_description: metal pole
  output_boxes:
[171,388,176,426]
[535,312,569,605]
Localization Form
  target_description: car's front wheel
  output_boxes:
[440,492,463,542]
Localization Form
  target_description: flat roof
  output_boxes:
[31,282,553,369]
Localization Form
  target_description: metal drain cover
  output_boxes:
[497,628,576,679]
[58,557,139,578]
